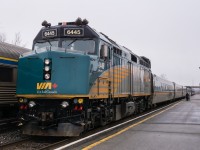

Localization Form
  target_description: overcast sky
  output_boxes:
[0,0,200,86]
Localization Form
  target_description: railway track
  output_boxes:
[0,138,30,149]
[48,100,183,150]
[0,118,18,127]
[0,118,19,133]
[0,100,183,150]
[0,136,66,150]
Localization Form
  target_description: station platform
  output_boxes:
[83,94,200,150]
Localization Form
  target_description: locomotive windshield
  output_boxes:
[34,40,59,50]
[33,38,96,54]
[61,39,95,54]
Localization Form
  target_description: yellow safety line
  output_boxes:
[82,101,182,150]
[0,56,18,62]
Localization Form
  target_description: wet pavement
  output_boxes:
[85,95,200,150]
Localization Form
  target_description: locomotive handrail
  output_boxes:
[98,77,109,79]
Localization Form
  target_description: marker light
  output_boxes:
[74,105,78,111]
[61,101,69,108]
[28,101,36,108]
[19,98,24,103]
[44,66,50,71]
[78,98,84,104]
[79,106,83,111]
[44,59,50,65]
[44,73,51,80]
[20,105,24,110]
[24,105,28,109]
[19,98,27,103]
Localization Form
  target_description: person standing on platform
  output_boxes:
[186,93,190,101]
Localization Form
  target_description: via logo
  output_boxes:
[37,82,58,90]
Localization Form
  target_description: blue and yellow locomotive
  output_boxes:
[16,18,183,136]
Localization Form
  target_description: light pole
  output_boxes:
[199,67,200,93]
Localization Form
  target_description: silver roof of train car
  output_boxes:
[0,42,30,60]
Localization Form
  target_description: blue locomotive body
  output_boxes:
[16,19,185,136]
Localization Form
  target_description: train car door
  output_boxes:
[140,66,144,93]
[128,62,132,95]
[98,44,112,98]
[113,48,122,97]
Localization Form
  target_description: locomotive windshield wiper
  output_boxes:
[35,40,53,46]
[47,39,52,46]
[67,39,77,47]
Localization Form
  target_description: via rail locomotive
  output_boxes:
[17,18,186,136]
[0,42,29,118]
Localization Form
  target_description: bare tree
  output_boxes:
[22,43,28,48]
[13,32,22,46]
[0,32,27,48]
[0,33,6,42]
[160,74,167,79]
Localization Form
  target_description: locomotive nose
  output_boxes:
[51,52,90,94]
[16,51,90,95]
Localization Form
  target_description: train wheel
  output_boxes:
[139,99,145,113]
[100,107,113,126]
[146,97,153,110]
[100,108,108,126]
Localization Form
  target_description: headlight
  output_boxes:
[28,101,36,108]
[61,101,69,108]
[44,66,50,71]
[44,59,50,65]
[44,73,51,80]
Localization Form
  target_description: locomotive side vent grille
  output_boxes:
[0,83,17,102]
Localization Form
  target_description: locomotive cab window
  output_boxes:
[99,41,111,60]
[131,54,137,63]
[100,44,110,59]
[62,39,95,54]
[34,39,59,50]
